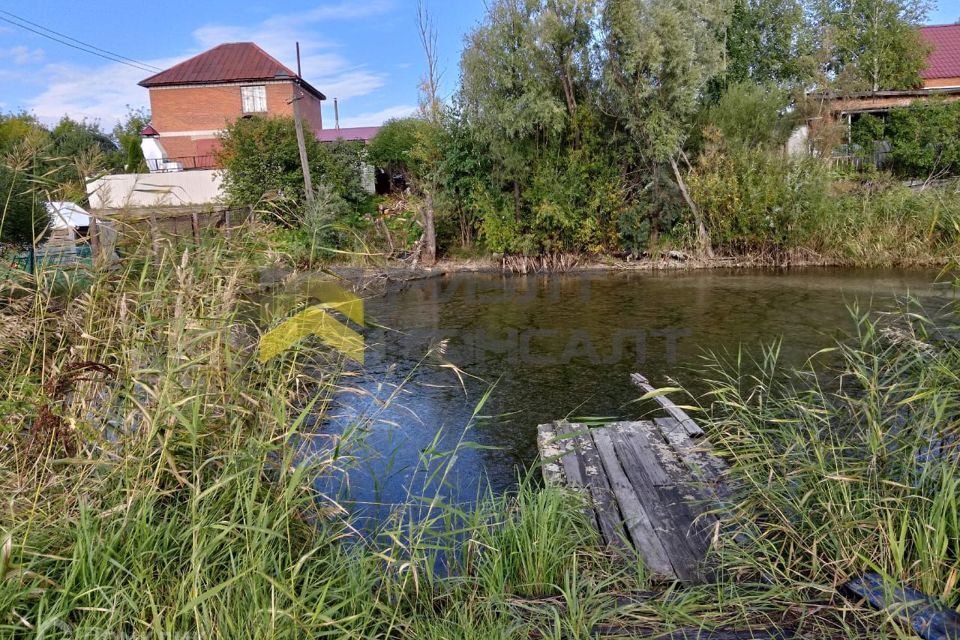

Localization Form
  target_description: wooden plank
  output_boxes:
[608,423,706,582]
[592,427,677,579]
[191,212,201,245]
[537,423,566,487]
[631,373,704,437]
[655,418,727,484]
[555,422,629,550]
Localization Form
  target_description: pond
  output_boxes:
[319,267,954,517]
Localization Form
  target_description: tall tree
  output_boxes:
[817,0,931,91]
[720,0,815,91]
[417,0,441,265]
[602,0,728,256]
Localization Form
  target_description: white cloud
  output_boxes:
[26,55,185,127]
[192,2,395,102]
[337,104,418,128]
[0,45,44,65]
[19,2,397,127]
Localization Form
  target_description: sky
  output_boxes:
[0,0,487,130]
[0,0,959,132]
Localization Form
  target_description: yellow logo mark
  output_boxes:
[259,278,364,364]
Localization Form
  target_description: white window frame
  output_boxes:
[241,85,267,113]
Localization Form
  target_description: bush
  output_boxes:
[689,131,830,253]
[368,117,435,186]
[217,116,367,223]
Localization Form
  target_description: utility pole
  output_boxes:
[334,97,341,132]
[291,42,314,203]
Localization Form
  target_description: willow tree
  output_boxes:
[602,0,728,256]
[459,0,601,253]
[817,0,931,91]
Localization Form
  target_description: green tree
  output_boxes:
[217,115,364,224]
[111,108,150,173]
[602,0,728,256]
[368,117,434,185]
[719,0,814,91]
[817,0,931,91]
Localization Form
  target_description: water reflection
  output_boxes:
[316,267,953,519]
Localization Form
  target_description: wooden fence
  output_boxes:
[89,205,252,258]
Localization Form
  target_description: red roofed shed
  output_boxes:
[919,24,960,89]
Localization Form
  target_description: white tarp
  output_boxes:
[45,201,90,229]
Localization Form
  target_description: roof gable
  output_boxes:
[139,42,325,99]
[920,24,960,80]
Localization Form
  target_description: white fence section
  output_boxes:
[86,170,224,209]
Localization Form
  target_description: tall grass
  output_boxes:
[701,302,960,619]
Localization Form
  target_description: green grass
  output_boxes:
[699,301,960,633]
[2,215,958,638]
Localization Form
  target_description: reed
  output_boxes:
[700,300,960,628]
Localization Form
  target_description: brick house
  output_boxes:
[791,24,960,158]
[138,42,325,172]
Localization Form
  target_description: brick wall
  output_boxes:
[149,81,326,159]
[924,77,960,89]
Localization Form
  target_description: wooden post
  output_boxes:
[191,211,201,245]
[224,209,232,239]
[89,214,100,263]
[149,214,160,257]
[292,93,314,202]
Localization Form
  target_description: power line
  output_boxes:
[0,10,162,74]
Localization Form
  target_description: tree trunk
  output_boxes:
[422,188,437,266]
[669,156,713,258]
[513,181,521,223]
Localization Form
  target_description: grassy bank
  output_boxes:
[1,224,958,638]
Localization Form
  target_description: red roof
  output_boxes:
[317,127,381,143]
[920,24,960,80]
[139,42,325,100]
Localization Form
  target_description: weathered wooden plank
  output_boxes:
[592,426,677,578]
[537,423,566,487]
[655,417,727,484]
[608,423,706,582]
[555,422,629,549]
[631,373,704,437]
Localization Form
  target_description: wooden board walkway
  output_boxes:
[537,374,728,584]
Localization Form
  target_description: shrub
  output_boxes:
[217,116,367,223]
[689,132,830,253]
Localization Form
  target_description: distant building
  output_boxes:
[317,126,381,145]
[919,23,960,89]
[793,24,960,158]
[138,42,326,172]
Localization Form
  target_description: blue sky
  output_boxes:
[0,0,958,131]
[0,0,487,129]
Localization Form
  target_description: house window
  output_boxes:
[241,85,267,113]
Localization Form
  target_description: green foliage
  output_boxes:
[888,100,960,177]
[689,134,832,252]
[602,0,727,163]
[368,117,434,181]
[0,166,46,246]
[217,116,367,224]
[816,0,931,91]
[111,107,150,173]
[700,82,797,151]
[716,0,815,93]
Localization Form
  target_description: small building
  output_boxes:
[317,126,381,145]
[138,42,326,172]
[793,23,960,159]
[919,24,960,89]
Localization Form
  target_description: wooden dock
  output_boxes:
[537,374,727,583]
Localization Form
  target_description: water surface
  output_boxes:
[321,267,953,514]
